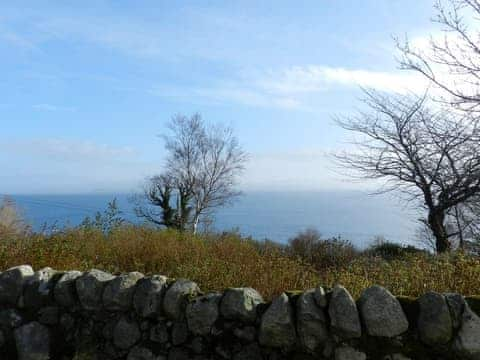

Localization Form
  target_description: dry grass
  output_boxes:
[1,225,480,299]
[0,226,318,300]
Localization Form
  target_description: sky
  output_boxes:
[0,0,438,194]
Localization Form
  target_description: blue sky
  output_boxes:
[0,1,436,194]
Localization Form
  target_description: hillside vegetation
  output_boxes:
[1,224,480,299]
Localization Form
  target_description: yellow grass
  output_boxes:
[1,225,480,299]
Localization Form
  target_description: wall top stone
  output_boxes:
[0,264,478,360]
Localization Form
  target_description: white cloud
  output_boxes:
[33,104,76,112]
[152,65,427,111]
[0,139,158,194]
[242,149,369,191]
[258,65,427,95]
[0,29,36,50]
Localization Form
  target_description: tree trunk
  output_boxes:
[192,214,200,234]
[428,210,451,253]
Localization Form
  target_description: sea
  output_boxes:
[9,191,419,248]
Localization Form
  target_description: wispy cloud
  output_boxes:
[151,65,427,111]
[0,138,157,194]
[243,149,371,191]
[0,138,137,163]
[33,104,76,112]
[0,29,36,50]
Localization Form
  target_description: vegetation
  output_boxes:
[133,114,247,234]
[2,211,480,299]
[0,197,30,239]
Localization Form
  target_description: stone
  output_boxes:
[0,265,34,306]
[233,343,263,360]
[54,270,83,308]
[59,313,75,331]
[128,346,155,360]
[163,279,200,320]
[233,326,256,342]
[220,287,264,323]
[23,267,59,310]
[113,317,141,350]
[186,293,221,336]
[172,321,189,345]
[453,304,480,359]
[314,286,328,307]
[328,285,361,339]
[0,308,24,328]
[417,292,452,345]
[335,346,366,360]
[103,271,144,311]
[190,336,206,354]
[168,347,190,360]
[297,289,328,353]
[358,285,408,337]
[133,275,168,318]
[38,306,59,325]
[259,293,296,349]
[383,355,412,360]
[445,293,465,330]
[150,322,169,343]
[75,269,115,311]
[14,321,50,360]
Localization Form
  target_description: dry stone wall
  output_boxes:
[0,265,479,359]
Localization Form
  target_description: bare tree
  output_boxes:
[399,0,480,110]
[335,91,480,253]
[134,113,247,234]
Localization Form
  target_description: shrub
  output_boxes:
[364,238,427,260]
[288,228,358,270]
[0,197,30,240]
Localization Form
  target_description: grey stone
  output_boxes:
[23,267,59,310]
[358,285,408,337]
[75,269,115,311]
[220,287,264,323]
[172,321,189,345]
[103,271,144,311]
[335,346,366,360]
[418,292,452,345]
[445,293,465,330]
[102,318,117,340]
[186,293,221,336]
[113,317,141,350]
[168,347,190,360]
[14,321,50,360]
[0,308,24,328]
[453,304,480,359]
[233,343,263,360]
[190,336,206,354]
[328,285,361,339]
[54,270,82,308]
[259,293,296,349]
[38,306,59,325]
[59,313,75,331]
[297,289,328,353]
[233,326,256,342]
[314,286,328,307]
[163,279,200,320]
[128,346,155,360]
[133,275,168,318]
[0,265,34,306]
[150,323,169,343]
[383,355,412,360]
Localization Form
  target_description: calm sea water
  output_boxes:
[10,191,419,248]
